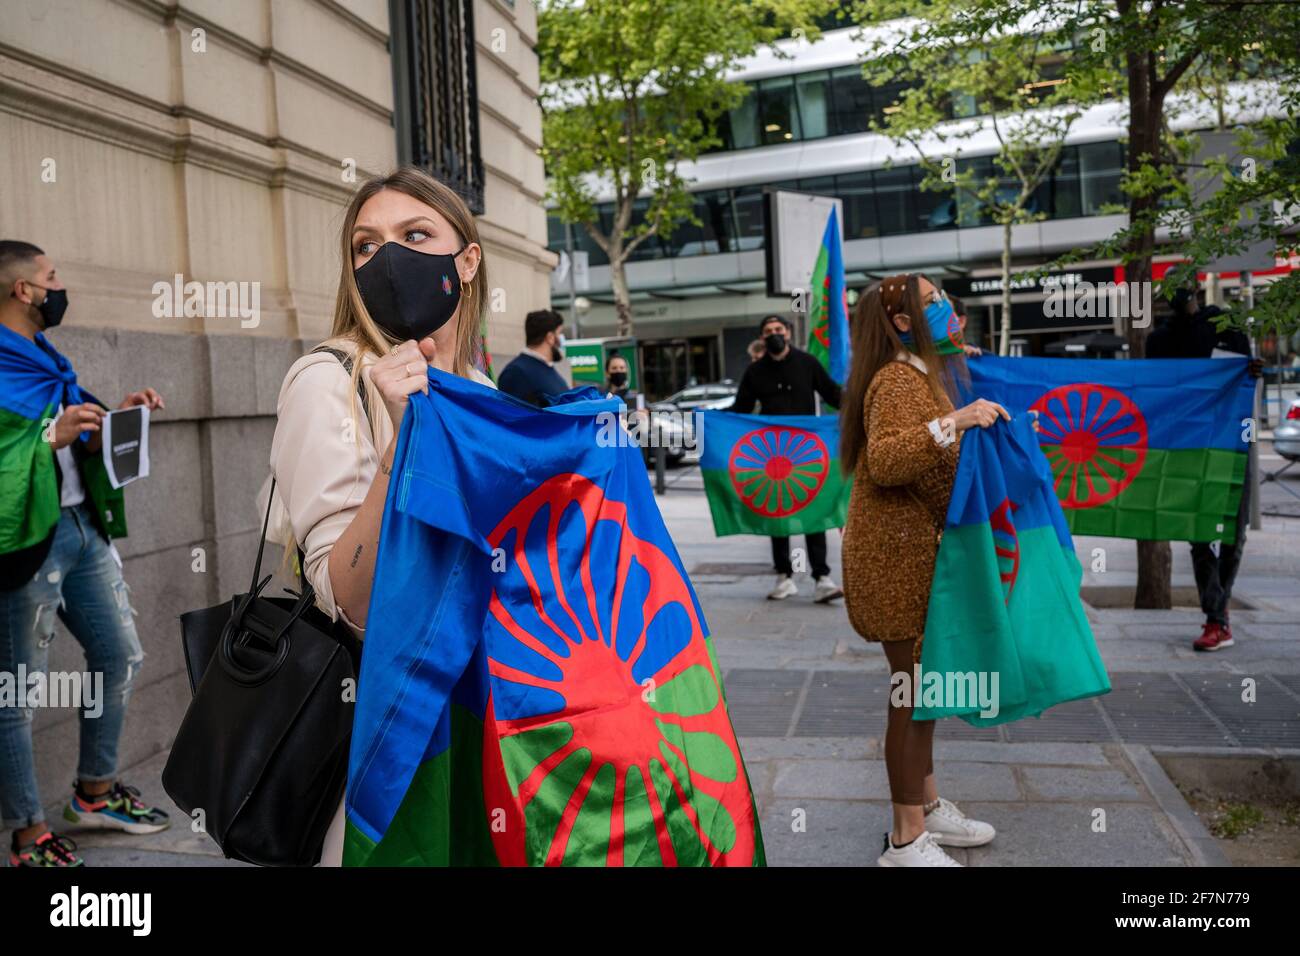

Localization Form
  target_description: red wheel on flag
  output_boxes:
[1031,383,1147,509]
[481,474,758,867]
[728,426,829,517]
[990,498,1019,603]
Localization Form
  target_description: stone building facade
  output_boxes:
[0,0,553,813]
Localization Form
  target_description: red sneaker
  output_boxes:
[1193,621,1234,652]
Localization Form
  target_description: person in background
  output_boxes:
[950,295,968,335]
[604,351,637,403]
[0,240,170,868]
[1147,287,1262,652]
[732,314,844,604]
[497,309,569,407]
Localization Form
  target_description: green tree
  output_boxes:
[1038,0,1300,608]
[539,0,836,336]
[851,0,1112,355]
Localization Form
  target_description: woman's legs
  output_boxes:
[881,638,936,845]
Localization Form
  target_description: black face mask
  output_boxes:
[609,371,628,388]
[764,332,787,355]
[354,242,464,341]
[25,285,68,330]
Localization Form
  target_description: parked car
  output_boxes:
[659,381,737,412]
[1274,397,1300,461]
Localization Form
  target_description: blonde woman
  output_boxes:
[266,166,493,866]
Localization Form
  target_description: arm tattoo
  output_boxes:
[379,458,392,477]
[350,544,363,568]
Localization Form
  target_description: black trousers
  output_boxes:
[1190,464,1252,625]
[771,532,830,578]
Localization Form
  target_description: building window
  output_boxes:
[389,0,485,215]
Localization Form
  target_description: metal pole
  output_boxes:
[1244,271,1262,532]
[654,440,666,495]
[561,223,577,340]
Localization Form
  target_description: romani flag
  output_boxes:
[806,206,849,387]
[0,326,125,557]
[915,413,1110,725]
[699,409,850,537]
[344,373,763,866]
[968,355,1254,542]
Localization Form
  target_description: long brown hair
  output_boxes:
[329,166,489,402]
[838,272,964,474]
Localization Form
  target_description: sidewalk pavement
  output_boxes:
[48,464,1300,867]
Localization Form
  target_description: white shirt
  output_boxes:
[267,339,495,634]
[55,404,87,508]
[522,346,555,366]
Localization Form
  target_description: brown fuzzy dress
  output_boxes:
[842,357,960,661]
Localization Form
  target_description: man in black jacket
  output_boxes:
[732,314,844,604]
[498,309,570,407]
[1147,288,1261,652]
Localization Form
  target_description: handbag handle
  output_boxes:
[217,587,318,686]
[249,476,277,595]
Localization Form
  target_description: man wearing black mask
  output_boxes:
[498,309,570,407]
[0,240,170,867]
[732,314,844,604]
[1147,287,1262,652]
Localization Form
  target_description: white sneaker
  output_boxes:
[877,830,962,867]
[926,797,996,848]
[813,575,843,603]
[767,575,798,600]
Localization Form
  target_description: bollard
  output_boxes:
[654,440,666,495]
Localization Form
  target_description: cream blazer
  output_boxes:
[263,337,494,633]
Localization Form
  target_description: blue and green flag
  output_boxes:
[345,374,764,866]
[915,413,1110,725]
[699,410,850,537]
[806,206,849,385]
[968,355,1254,541]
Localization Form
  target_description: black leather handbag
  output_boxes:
[162,480,361,867]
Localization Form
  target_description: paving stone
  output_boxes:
[1019,766,1144,801]
[956,802,1189,867]
[758,799,890,867]
[930,761,1022,801]
[932,741,1112,766]
[770,757,891,800]
[738,736,878,761]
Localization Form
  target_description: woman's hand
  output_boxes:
[943,398,1010,435]
[371,338,437,430]
[962,344,982,357]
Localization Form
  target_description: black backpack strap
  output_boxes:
[310,345,373,426]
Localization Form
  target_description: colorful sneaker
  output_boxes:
[1193,621,1234,652]
[9,830,84,867]
[63,781,171,835]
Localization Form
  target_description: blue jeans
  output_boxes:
[0,504,144,828]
